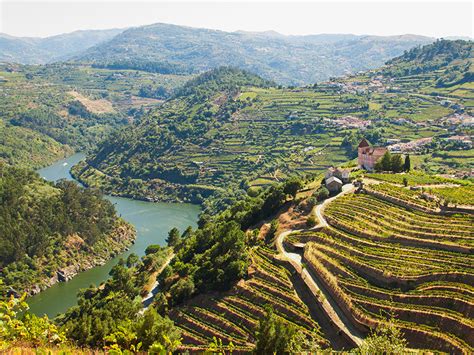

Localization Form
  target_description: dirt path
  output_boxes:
[141,252,175,311]
[275,184,364,347]
[314,184,355,228]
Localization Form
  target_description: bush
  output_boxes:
[314,187,329,201]
[0,291,66,349]
[306,215,317,227]
[306,196,318,209]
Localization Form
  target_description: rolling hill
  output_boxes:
[0,28,124,64]
[72,40,473,213]
[75,23,434,85]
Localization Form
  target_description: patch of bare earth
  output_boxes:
[68,91,115,114]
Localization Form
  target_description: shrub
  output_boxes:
[306,196,318,209]
[306,215,317,227]
[314,187,329,201]
[0,292,66,349]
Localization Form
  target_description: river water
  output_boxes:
[27,153,200,318]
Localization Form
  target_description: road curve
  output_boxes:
[275,184,364,347]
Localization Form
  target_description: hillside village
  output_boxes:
[0,23,473,354]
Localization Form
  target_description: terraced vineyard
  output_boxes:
[290,189,474,353]
[169,247,329,351]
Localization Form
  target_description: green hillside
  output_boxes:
[0,164,135,297]
[73,40,473,213]
[0,62,190,168]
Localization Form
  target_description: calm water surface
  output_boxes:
[28,153,200,318]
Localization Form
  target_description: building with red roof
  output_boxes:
[357,139,387,170]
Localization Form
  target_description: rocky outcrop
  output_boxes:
[23,221,136,296]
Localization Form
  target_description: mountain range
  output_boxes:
[0,28,124,64]
[1,23,434,84]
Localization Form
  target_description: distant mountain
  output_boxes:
[0,28,125,64]
[76,23,434,84]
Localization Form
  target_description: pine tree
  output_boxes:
[404,154,411,172]
[166,227,181,247]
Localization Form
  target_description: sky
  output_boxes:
[0,0,472,39]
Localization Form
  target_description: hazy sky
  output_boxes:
[1,0,472,38]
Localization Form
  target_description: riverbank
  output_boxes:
[19,221,136,297]
[26,152,200,318]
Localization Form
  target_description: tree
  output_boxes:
[166,227,181,247]
[267,219,279,241]
[314,187,329,202]
[391,154,404,173]
[283,177,304,199]
[255,307,296,354]
[126,253,139,268]
[306,215,317,227]
[136,307,181,351]
[379,151,393,171]
[169,278,195,305]
[404,154,411,172]
[357,321,408,354]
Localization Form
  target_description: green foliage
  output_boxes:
[0,164,125,295]
[314,186,330,201]
[59,249,181,351]
[144,244,161,255]
[0,291,66,350]
[366,170,470,186]
[427,185,474,206]
[390,154,404,173]
[306,215,317,227]
[356,321,408,354]
[0,62,188,169]
[104,307,181,352]
[386,39,473,81]
[158,182,293,306]
[404,154,411,172]
[374,151,405,173]
[267,219,279,241]
[255,307,296,354]
[176,67,274,101]
[283,176,304,199]
[166,227,181,247]
[169,278,196,305]
[0,120,73,169]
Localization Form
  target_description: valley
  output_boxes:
[26,153,200,318]
[0,25,472,354]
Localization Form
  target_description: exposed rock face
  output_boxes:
[57,269,69,282]
[22,221,136,296]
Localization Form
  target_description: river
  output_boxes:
[27,152,200,318]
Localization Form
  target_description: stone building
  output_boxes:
[357,138,387,171]
[325,167,350,183]
[326,176,343,193]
